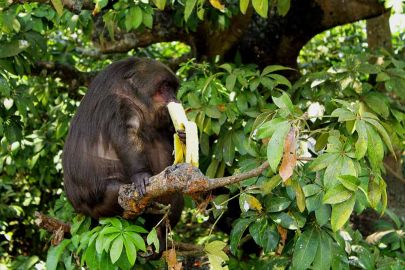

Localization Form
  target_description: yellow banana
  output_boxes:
[167,102,199,167]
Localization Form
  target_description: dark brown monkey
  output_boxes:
[62,58,184,232]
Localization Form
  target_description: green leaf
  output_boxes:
[226,73,236,91]
[252,0,268,18]
[255,118,285,139]
[0,40,29,58]
[265,196,291,212]
[363,92,389,118]
[51,0,64,16]
[277,0,290,16]
[292,227,319,270]
[323,184,353,204]
[269,74,292,88]
[230,217,254,254]
[205,105,222,119]
[267,121,291,172]
[110,236,124,263]
[240,0,250,14]
[126,6,142,31]
[46,239,71,270]
[354,120,368,160]
[331,108,356,122]
[152,0,166,10]
[270,212,298,230]
[313,231,332,270]
[366,123,384,172]
[272,93,294,113]
[363,118,394,156]
[123,235,137,265]
[205,240,228,262]
[308,153,338,171]
[260,174,282,195]
[315,204,330,226]
[125,225,148,233]
[184,0,197,21]
[331,194,355,231]
[249,219,279,252]
[368,178,381,209]
[262,65,293,75]
[125,233,146,252]
[302,184,322,197]
[337,175,359,192]
[142,12,153,28]
[147,228,160,252]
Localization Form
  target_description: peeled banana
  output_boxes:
[167,102,199,167]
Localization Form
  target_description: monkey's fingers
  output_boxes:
[176,130,186,144]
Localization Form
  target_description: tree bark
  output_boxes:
[366,11,392,51]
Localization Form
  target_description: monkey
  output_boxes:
[62,58,184,246]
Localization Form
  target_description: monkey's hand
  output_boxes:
[131,172,152,197]
[176,130,186,144]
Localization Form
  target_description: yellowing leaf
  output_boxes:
[279,127,296,181]
[51,0,64,16]
[209,0,225,11]
[291,179,305,212]
[205,241,229,270]
[239,193,263,212]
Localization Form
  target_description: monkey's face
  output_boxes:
[152,81,178,109]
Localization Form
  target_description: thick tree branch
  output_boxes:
[118,162,269,218]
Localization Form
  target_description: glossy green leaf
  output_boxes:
[292,227,319,270]
[267,121,291,172]
[261,175,282,195]
[277,0,290,16]
[315,204,330,226]
[184,0,197,21]
[366,123,384,172]
[147,228,160,253]
[313,231,332,270]
[270,212,298,230]
[125,7,142,31]
[123,235,137,265]
[323,184,353,204]
[249,219,279,252]
[46,239,71,270]
[331,195,355,231]
[337,175,359,192]
[252,0,268,18]
[152,0,166,10]
[363,118,394,155]
[266,196,291,212]
[230,217,254,254]
[331,108,356,122]
[308,153,338,171]
[240,0,250,14]
[110,236,124,263]
[51,0,63,16]
[262,65,293,75]
[302,184,322,197]
[0,40,29,58]
[355,120,368,160]
[255,118,285,139]
[272,92,294,113]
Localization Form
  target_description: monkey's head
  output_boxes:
[124,58,179,109]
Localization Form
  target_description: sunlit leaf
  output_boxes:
[252,0,268,18]
[240,0,250,14]
[277,0,290,16]
[323,184,353,204]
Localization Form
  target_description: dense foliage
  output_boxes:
[0,0,404,269]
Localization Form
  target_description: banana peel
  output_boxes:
[167,102,199,167]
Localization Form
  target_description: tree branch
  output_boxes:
[118,162,270,218]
